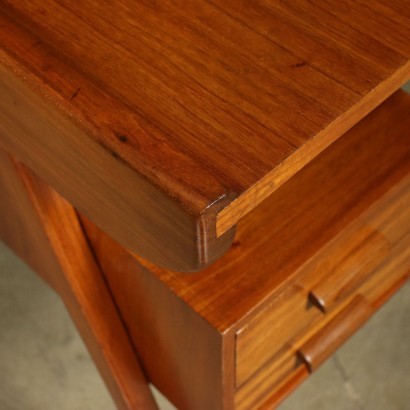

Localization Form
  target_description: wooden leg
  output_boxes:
[0,149,157,410]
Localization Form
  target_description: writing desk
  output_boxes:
[1,1,409,409]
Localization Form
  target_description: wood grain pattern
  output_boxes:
[0,149,62,291]
[236,228,410,409]
[235,283,320,387]
[293,238,410,359]
[249,265,410,410]
[82,216,228,410]
[257,366,308,410]
[235,174,409,388]
[307,226,390,313]
[0,0,409,269]
[0,63,235,272]
[0,154,157,410]
[83,91,409,409]
[127,90,410,333]
[298,295,373,372]
[234,351,303,410]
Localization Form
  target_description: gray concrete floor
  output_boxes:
[0,242,409,409]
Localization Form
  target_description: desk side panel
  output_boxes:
[83,217,231,410]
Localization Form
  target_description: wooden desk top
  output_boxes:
[0,1,409,270]
[123,90,410,331]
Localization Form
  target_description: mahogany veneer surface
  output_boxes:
[83,91,410,409]
[126,91,410,332]
[0,0,409,270]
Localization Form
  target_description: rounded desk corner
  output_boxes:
[186,191,239,273]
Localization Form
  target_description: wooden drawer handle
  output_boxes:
[298,295,373,372]
[308,227,390,312]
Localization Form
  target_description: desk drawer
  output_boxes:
[298,226,390,313]
[235,234,409,410]
[235,176,410,388]
[235,225,390,386]
[235,283,320,387]
[82,92,410,410]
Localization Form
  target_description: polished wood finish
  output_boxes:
[235,177,410,409]
[235,350,303,410]
[236,224,410,409]
[0,154,157,410]
[1,0,409,270]
[236,283,319,387]
[235,224,391,385]
[298,296,373,372]
[0,149,62,291]
[82,92,410,409]
[129,90,409,332]
[0,63,235,272]
[255,274,410,410]
[307,227,390,313]
[259,366,308,410]
[82,216,228,410]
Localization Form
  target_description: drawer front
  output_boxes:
[294,236,410,373]
[235,177,410,388]
[298,225,390,313]
[235,225,390,386]
[297,295,373,372]
[235,235,409,410]
[235,349,302,410]
[235,284,320,387]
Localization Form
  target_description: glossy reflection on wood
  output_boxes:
[298,296,373,372]
[0,0,409,270]
[82,92,410,409]
[125,91,410,333]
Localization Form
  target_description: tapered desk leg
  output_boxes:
[0,149,157,410]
